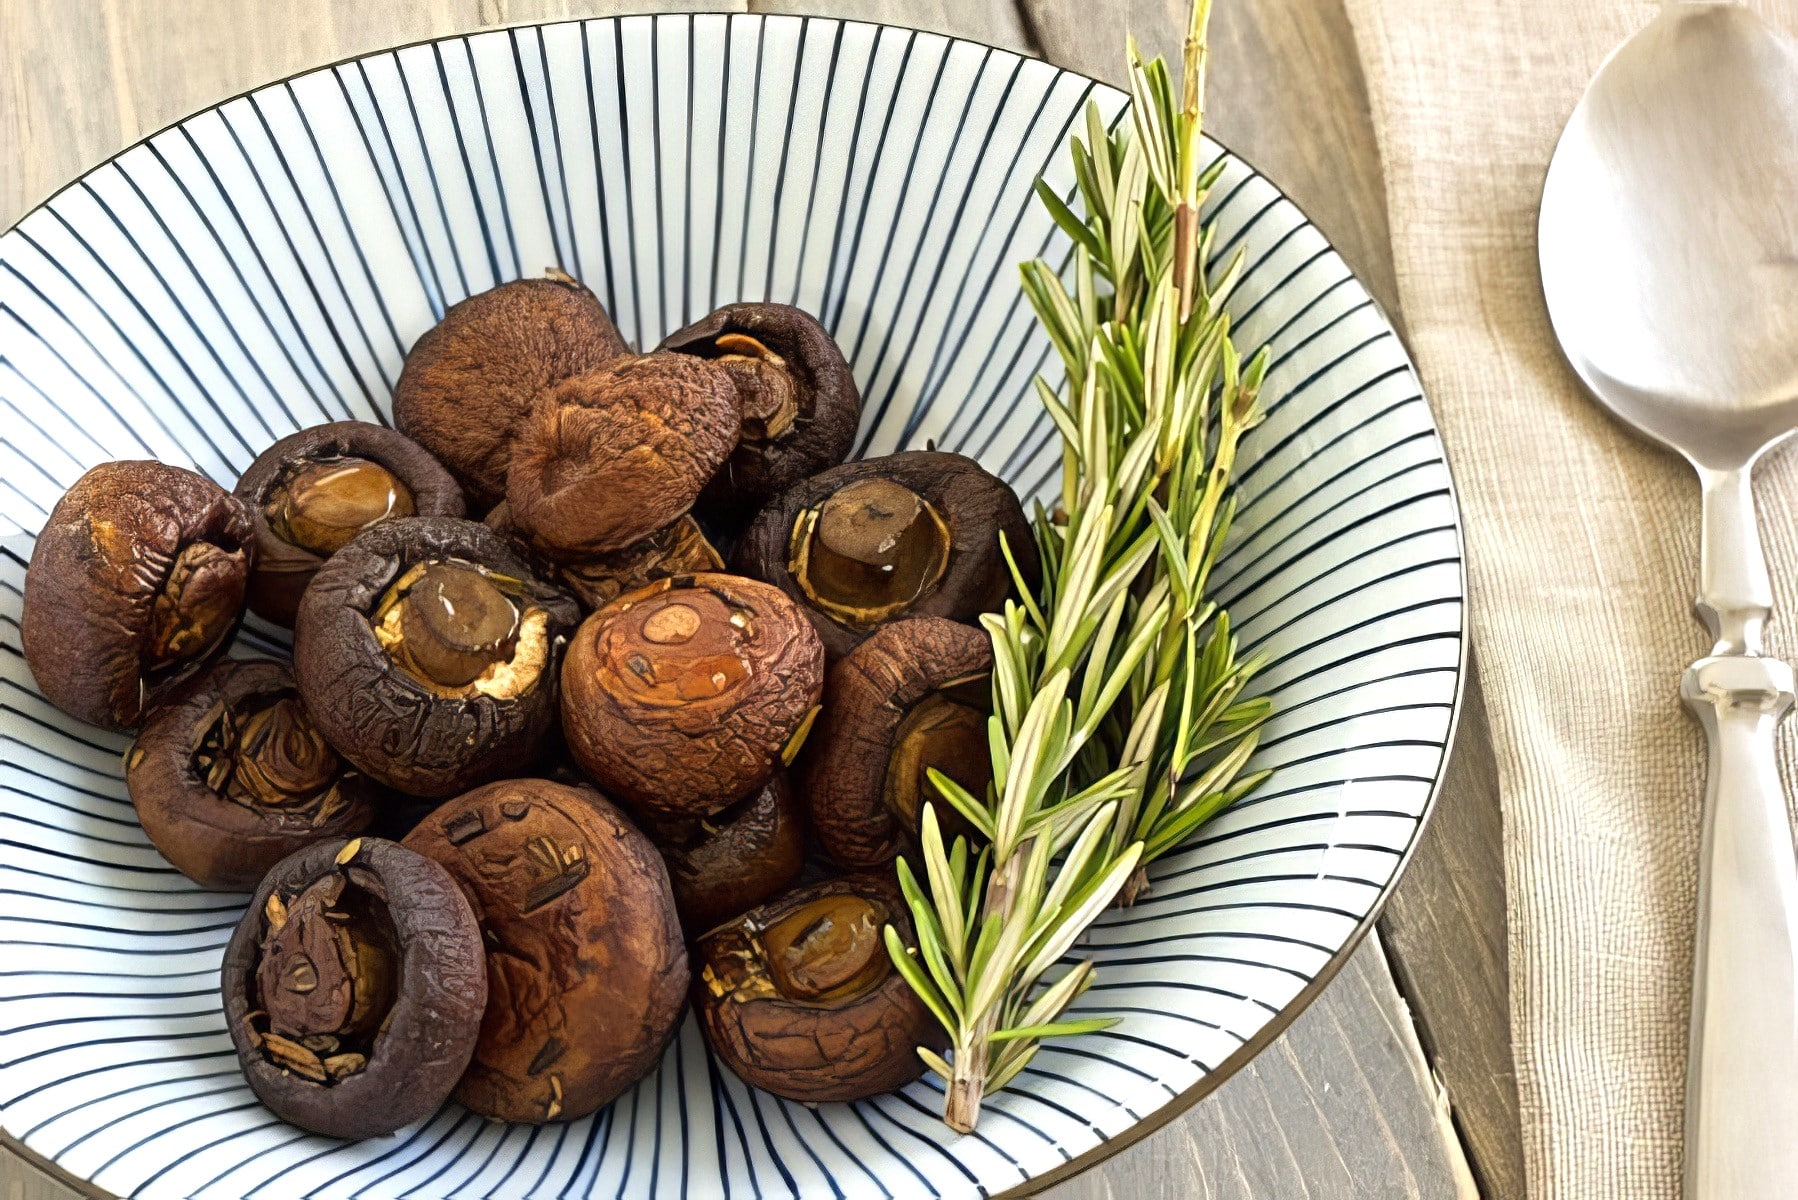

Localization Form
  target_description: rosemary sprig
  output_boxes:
[886,0,1273,1134]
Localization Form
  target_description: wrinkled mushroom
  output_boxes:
[649,773,807,935]
[657,303,860,513]
[221,837,487,1139]
[735,451,1038,659]
[393,273,628,508]
[560,573,825,820]
[127,660,379,890]
[23,460,254,731]
[293,517,580,797]
[403,778,688,1123]
[694,873,942,1102]
[485,501,724,612]
[504,354,741,558]
[801,618,994,868]
[233,422,464,626]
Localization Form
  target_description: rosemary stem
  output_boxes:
[944,847,1027,1132]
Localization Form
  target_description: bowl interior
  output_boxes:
[0,14,1462,1200]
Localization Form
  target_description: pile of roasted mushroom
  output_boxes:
[20,274,1039,1138]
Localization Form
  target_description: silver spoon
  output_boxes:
[1540,4,1798,1195]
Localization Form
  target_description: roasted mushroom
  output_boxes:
[694,873,941,1102]
[23,460,253,731]
[402,778,688,1123]
[393,273,628,508]
[485,501,724,612]
[127,660,379,890]
[735,451,1038,659]
[801,618,993,868]
[658,303,861,513]
[221,837,487,1139]
[504,354,741,558]
[233,422,464,626]
[650,773,807,935]
[293,517,580,797]
[560,573,825,820]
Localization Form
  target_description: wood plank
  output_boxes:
[1045,936,1475,1200]
[0,2,1504,1198]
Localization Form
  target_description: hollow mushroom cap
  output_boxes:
[23,460,254,731]
[128,660,379,891]
[233,422,464,627]
[651,772,808,936]
[800,617,994,868]
[220,837,487,1139]
[693,872,943,1103]
[293,517,581,798]
[657,303,861,512]
[734,450,1038,660]
[402,778,689,1123]
[505,354,741,558]
[560,572,825,820]
[393,275,628,508]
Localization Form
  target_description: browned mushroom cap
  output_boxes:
[221,836,487,1139]
[393,274,628,508]
[485,501,724,612]
[649,773,807,935]
[801,618,994,868]
[694,873,942,1102]
[560,572,825,820]
[293,517,581,797]
[505,354,741,558]
[23,460,254,731]
[127,660,379,890]
[233,422,465,627]
[657,303,860,512]
[402,778,689,1123]
[734,450,1039,660]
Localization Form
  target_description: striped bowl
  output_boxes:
[0,14,1464,1200]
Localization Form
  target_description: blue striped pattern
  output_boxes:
[0,15,1463,1199]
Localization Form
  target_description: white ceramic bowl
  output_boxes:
[0,14,1464,1199]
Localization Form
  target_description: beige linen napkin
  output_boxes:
[1339,0,1798,1194]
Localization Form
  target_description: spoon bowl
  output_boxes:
[1540,1,1798,468]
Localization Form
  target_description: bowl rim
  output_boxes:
[0,11,1471,1199]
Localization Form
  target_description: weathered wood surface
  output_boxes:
[0,1,1516,1198]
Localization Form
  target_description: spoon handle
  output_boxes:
[1680,654,1798,1200]
[1695,464,1772,656]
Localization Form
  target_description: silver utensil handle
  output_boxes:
[1696,464,1772,656]
[1680,655,1798,1200]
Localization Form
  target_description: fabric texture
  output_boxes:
[1339,1,1798,1194]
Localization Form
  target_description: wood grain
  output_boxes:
[0,1,1510,1198]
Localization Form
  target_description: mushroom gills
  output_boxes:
[252,869,400,1083]
[146,540,249,670]
[789,478,953,627]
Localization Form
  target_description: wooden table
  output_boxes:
[0,2,1523,1197]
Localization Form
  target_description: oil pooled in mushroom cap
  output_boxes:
[372,559,551,697]
[790,478,952,628]
[251,867,397,1084]
[267,457,415,557]
[704,892,892,1005]
[194,691,350,824]
[884,674,993,834]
